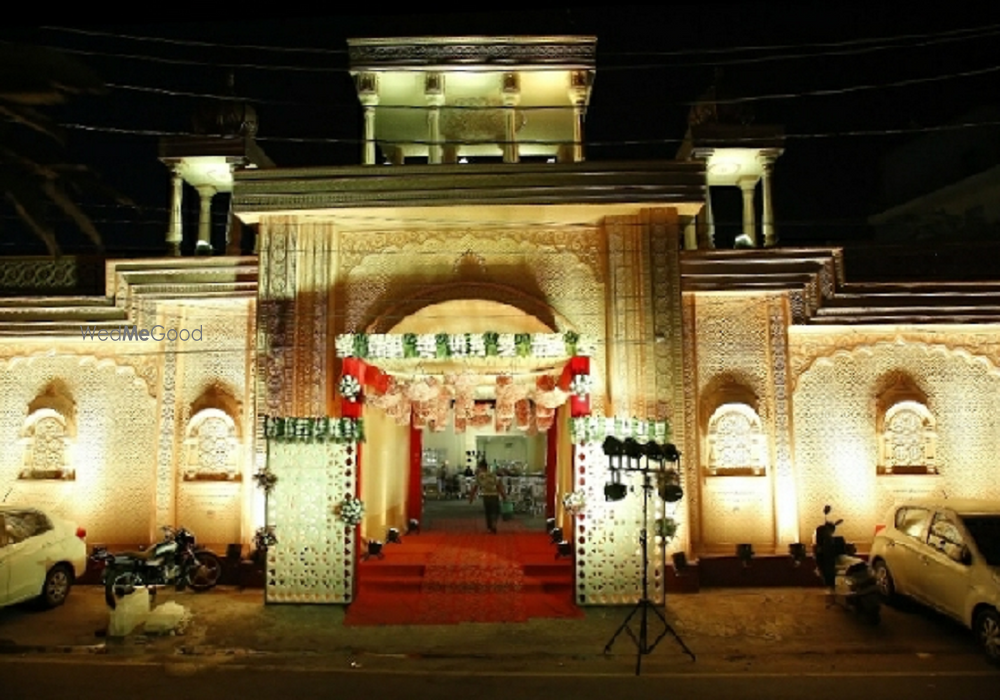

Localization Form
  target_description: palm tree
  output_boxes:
[0,41,131,256]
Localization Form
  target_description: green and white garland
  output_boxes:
[263,416,365,443]
[337,496,365,526]
[335,331,592,360]
[338,375,362,402]
[570,416,670,445]
[561,490,586,514]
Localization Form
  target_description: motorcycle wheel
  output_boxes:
[188,550,223,591]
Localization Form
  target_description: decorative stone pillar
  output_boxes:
[356,72,379,165]
[739,178,757,247]
[704,185,717,249]
[760,156,777,247]
[195,185,215,255]
[502,72,520,164]
[166,166,183,256]
[425,72,444,165]
[568,70,591,163]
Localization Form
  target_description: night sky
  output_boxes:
[2,7,1000,255]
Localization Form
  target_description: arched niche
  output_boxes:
[875,373,936,475]
[19,380,77,481]
[182,408,241,482]
[699,378,766,476]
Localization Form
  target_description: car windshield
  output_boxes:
[960,515,1000,566]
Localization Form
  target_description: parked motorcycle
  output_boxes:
[91,525,222,609]
[813,505,882,625]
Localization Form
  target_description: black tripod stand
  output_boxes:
[603,470,696,676]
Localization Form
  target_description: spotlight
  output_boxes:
[623,437,644,461]
[546,517,557,533]
[602,435,624,457]
[362,540,385,561]
[671,551,688,574]
[386,528,402,544]
[656,470,684,503]
[550,527,563,545]
[788,543,806,566]
[604,479,628,502]
[642,440,664,460]
[555,541,572,559]
[661,443,681,462]
[736,543,754,567]
[406,518,420,535]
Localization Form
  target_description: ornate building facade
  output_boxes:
[2,36,1000,607]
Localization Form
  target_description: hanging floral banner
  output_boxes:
[263,416,365,443]
[570,416,670,445]
[335,331,593,360]
[562,490,586,514]
[336,496,366,526]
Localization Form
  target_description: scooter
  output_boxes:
[813,505,881,625]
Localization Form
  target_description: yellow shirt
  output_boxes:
[475,471,501,497]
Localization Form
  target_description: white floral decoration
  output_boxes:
[337,496,365,526]
[416,334,437,358]
[497,333,516,357]
[335,334,356,357]
[338,375,362,401]
[569,373,592,398]
[562,490,586,513]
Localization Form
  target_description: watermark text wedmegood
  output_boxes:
[79,325,203,342]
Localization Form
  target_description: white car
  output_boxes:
[869,498,1000,665]
[0,505,87,609]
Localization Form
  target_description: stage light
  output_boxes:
[642,440,664,460]
[671,551,688,574]
[661,443,680,462]
[406,519,420,535]
[656,470,684,503]
[602,435,624,457]
[604,482,628,501]
[386,528,402,544]
[550,527,563,544]
[789,543,806,566]
[623,437,644,461]
[556,541,572,559]
[362,540,385,561]
[546,517,557,533]
[736,543,754,568]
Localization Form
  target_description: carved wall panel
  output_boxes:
[265,440,357,604]
[0,355,157,545]
[793,339,1000,546]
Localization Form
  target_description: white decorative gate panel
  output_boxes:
[265,440,357,604]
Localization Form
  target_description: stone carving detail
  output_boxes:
[20,411,73,480]
[155,335,178,530]
[348,41,597,68]
[184,410,239,481]
[440,98,525,142]
[0,257,78,289]
[0,356,157,545]
[793,341,1000,546]
[705,404,766,475]
[266,440,356,604]
[879,401,937,474]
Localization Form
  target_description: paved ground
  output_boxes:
[0,583,993,675]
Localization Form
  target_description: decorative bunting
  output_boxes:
[335,331,593,360]
[263,416,365,443]
[570,417,670,445]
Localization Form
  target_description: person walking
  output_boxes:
[468,460,506,533]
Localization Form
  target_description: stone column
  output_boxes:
[760,156,777,247]
[704,184,716,249]
[166,166,183,256]
[568,70,591,163]
[195,185,215,255]
[502,72,520,164]
[740,178,758,247]
[355,73,379,165]
[425,72,444,165]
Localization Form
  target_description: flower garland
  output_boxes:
[335,331,593,360]
[561,490,586,514]
[263,416,365,443]
[252,468,278,493]
[654,516,679,541]
[337,496,365,526]
[338,375,362,402]
[254,526,278,549]
[570,416,670,444]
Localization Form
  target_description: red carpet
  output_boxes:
[345,512,581,626]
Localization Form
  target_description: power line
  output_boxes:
[38,21,1000,60]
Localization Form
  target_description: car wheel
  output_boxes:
[974,608,1000,667]
[872,559,896,600]
[39,564,72,609]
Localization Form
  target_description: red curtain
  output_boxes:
[408,423,423,525]
[546,416,559,519]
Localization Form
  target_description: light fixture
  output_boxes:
[604,471,628,502]
[789,543,806,566]
[656,469,684,503]
[406,518,420,535]
[622,437,644,462]
[556,540,572,559]
[550,527,563,545]
[362,540,385,561]
[546,517,557,534]
[736,543,754,567]
[661,443,681,463]
[386,528,402,545]
[671,551,688,574]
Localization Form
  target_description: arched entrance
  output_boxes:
[343,298,585,624]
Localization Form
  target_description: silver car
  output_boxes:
[869,498,1000,665]
[0,506,88,609]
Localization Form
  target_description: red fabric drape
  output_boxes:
[546,416,559,519]
[408,423,423,525]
